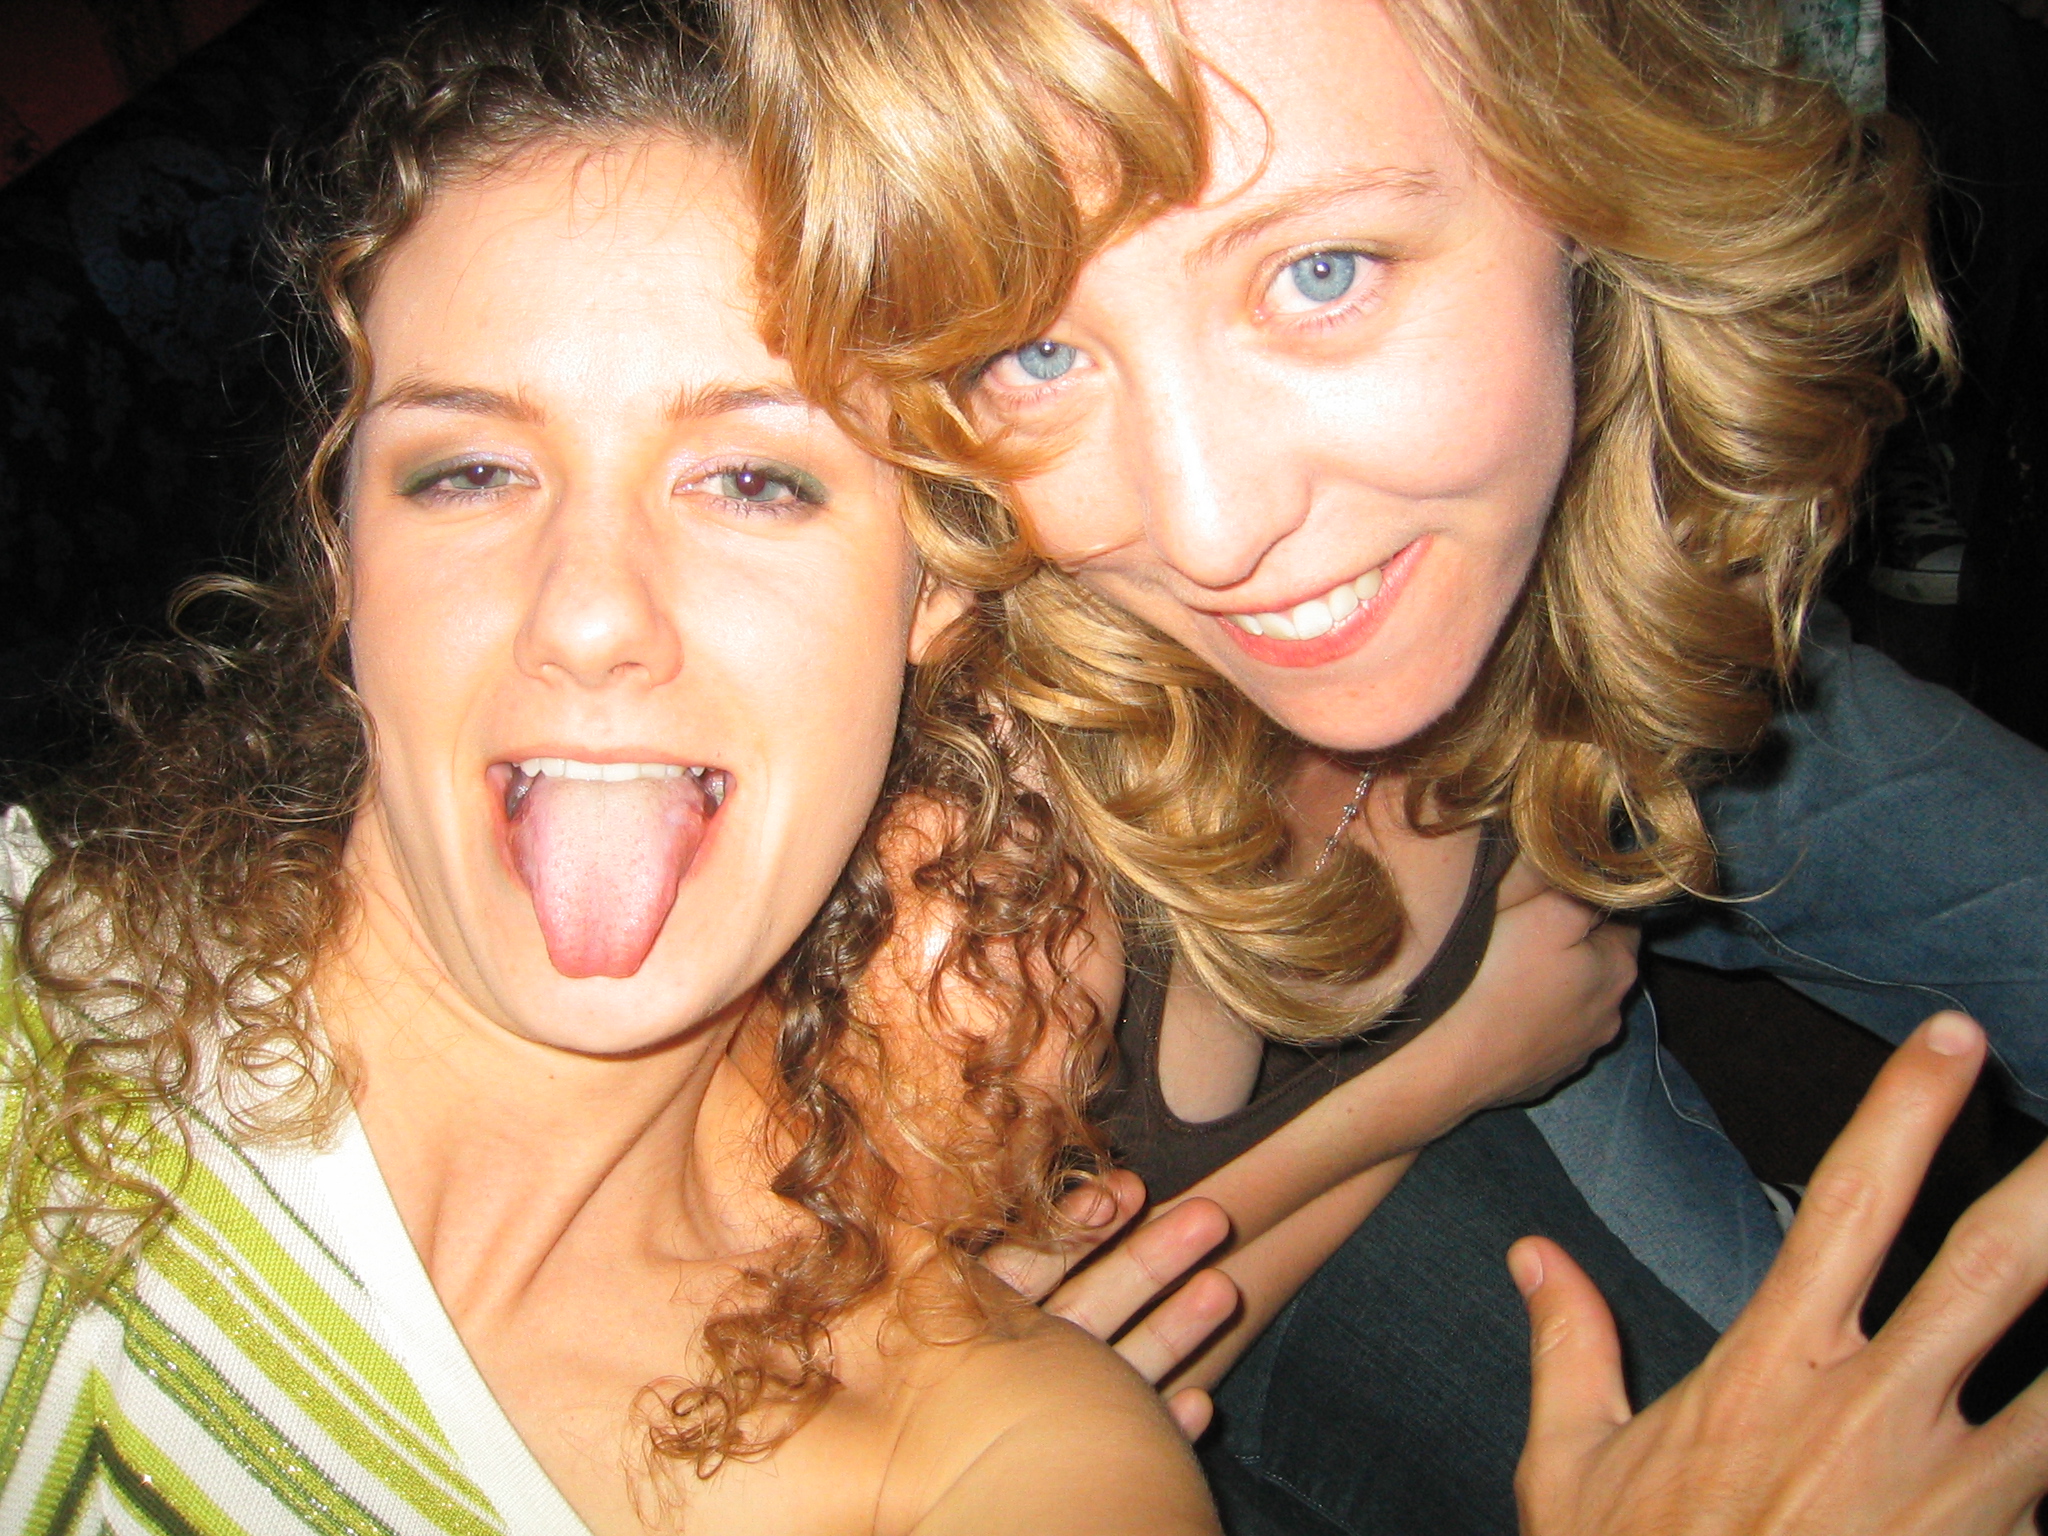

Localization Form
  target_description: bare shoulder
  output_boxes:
[881,1307,1219,1536]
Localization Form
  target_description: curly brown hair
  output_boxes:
[727,0,1952,1041]
[6,0,1107,1482]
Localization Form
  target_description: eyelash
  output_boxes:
[400,459,526,502]
[976,243,1392,409]
[396,458,829,514]
[689,460,829,515]
[1261,246,1386,334]
[973,353,1075,411]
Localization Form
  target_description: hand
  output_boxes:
[1418,856,1637,1125]
[983,1171,1240,1439]
[1512,1011,2048,1536]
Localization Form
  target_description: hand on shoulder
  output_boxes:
[1402,852,1636,1130]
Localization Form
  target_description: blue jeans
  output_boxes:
[1538,601,2048,1327]
[1523,992,1781,1330]
[1205,603,2048,1533]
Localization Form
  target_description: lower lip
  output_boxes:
[1211,538,1428,670]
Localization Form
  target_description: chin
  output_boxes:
[438,874,754,1057]
[1239,655,1482,756]
[491,961,749,1057]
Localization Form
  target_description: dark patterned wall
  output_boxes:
[0,0,423,775]
[0,1,270,187]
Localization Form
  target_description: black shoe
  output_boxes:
[1871,438,1965,606]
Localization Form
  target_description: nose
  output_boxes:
[1122,366,1312,592]
[516,489,682,691]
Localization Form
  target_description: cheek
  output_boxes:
[1316,298,1575,524]
[1010,436,1139,568]
[345,518,507,764]
[721,543,919,776]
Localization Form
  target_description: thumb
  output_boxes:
[1513,1237,1631,1467]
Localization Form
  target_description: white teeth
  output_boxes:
[1228,567,1385,644]
[1291,596,1334,639]
[515,758,699,783]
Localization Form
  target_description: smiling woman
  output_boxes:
[714,3,2048,1535]
[0,6,1215,1533]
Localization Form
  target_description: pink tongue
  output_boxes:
[507,773,709,979]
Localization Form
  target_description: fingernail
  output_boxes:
[1508,1243,1544,1298]
[1926,1012,1978,1057]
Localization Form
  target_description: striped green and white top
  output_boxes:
[0,812,591,1536]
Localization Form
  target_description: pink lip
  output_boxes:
[1209,537,1428,670]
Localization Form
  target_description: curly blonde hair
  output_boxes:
[730,0,1952,1041]
[6,0,1107,1480]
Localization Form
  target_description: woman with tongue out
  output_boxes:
[0,8,1221,1534]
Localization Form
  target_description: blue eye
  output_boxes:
[1014,340,1078,382]
[1286,251,1357,306]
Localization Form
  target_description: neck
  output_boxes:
[315,833,783,1333]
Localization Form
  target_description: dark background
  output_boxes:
[0,0,2044,1433]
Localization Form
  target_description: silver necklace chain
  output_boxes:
[1313,765,1375,875]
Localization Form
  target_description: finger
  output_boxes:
[1873,1126,2048,1391]
[1112,1267,1239,1384]
[983,1170,1145,1301]
[1757,1013,1985,1344]
[1166,1387,1214,1442]
[1586,922,1638,1011]
[1043,1197,1231,1342]
[1514,1237,1631,1465]
[1909,1366,2048,1536]
[1494,853,1551,910]
[1979,1371,2048,1535]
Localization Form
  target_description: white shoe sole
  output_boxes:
[1870,564,1961,605]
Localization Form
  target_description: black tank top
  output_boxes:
[1097,822,1515,1202]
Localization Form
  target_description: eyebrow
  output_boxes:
[368,379,543,422]
[366,377,814,423]
[663,381,813,420]
[1188,165,1449,272]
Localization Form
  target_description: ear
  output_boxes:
[907,574,974,664]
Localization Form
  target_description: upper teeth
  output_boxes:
[1225,567,1384,641]
[517,758,698,782]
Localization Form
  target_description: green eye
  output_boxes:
[402,461,519,497]
[703,463,827,508]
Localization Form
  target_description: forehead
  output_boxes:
[362,138,773,384]
[1111,0,1480,225]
